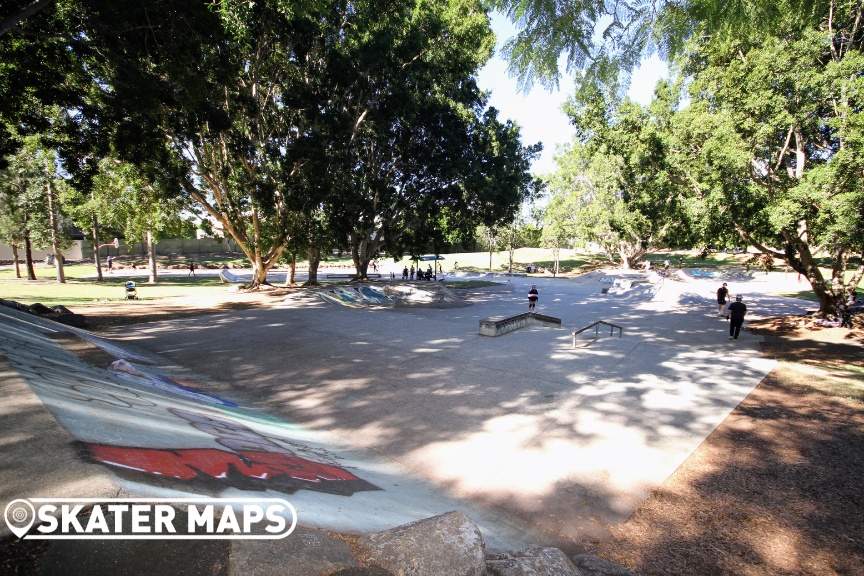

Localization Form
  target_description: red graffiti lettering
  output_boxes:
[85,444,361,484]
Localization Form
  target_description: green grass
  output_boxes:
[446,280,502,289]
[0,264,228,307]
[775,290,820,302]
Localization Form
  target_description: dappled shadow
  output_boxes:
[88,274,782,548]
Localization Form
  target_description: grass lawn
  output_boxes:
[0,264,229,307]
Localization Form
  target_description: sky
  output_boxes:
[476,13,669,176]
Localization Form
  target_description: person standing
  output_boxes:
[727,295,747,340]
[528,284,539,312]
[716,283,729,315]
[402,266,409,280]
[106,255,113,274]
[409,265,415,280]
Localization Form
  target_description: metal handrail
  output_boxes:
[572,321,623,347]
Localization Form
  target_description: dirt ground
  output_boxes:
[70,292,864,575]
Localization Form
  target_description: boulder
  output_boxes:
[51,312,87,328]
[357,511,485,576]
[30,302,53,314]
[486,547,582,576]
[229,526,358,576]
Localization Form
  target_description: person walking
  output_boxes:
[528,284,539,312]
[409,265,415,280]
[106,255,113,274]
[727,295,747,340]
[188,261,196,276]
[716,282,729,315]
[402,266,409,280]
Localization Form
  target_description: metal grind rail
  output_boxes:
[572,320,623,347]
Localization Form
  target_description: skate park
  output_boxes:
[0,264,815,558]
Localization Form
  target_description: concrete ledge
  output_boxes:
[479,313,562,336]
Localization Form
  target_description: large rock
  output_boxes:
[357,511,485,576]
[229,526,358,576]
[571,554,639,576]
[486,547,582,576]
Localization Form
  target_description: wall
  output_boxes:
[0,240,84,262]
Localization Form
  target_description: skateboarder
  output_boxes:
[528,285,539,312]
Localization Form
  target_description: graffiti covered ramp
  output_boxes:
[0,306,538,549]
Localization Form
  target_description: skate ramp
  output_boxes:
[319,285,395,308]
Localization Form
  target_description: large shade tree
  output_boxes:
[314,0,541,280]
[662,10,864,312]
[494,0,864,313]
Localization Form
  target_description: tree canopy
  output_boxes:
[1,0,539,285]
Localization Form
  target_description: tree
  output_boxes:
[0,136,72,281]
[500,218,527,273]
[546,85,686,268]
[476,224,500,271]
[318,0,540,281]
[661,12,864,312]
[489,0,832,89]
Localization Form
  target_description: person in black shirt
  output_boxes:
[528,285,539,312]
[727,295,747,340]
[716,283,729,315]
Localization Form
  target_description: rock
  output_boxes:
[357,511,485,576]
[229,526,358,576]
[486,547,582,576]
[329,568,396,576]
[571,554,639,576]
[30,302,53,314]
[51,312,88,328]
[51,305,72,314]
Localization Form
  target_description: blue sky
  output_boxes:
[476,13,668,176]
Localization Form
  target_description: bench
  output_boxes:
[479,312,562,337]
[572,321,623,347]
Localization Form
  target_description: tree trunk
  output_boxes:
[304,246,320,286]
[23,230,36,280]
[12,244,21,278]
[284,253,296,286]
[46,178,65,283]
[92,216,103,282]
[488,249,493,272]
[147,230,158,284]
[350,240,372,281]
[553,246,560,277]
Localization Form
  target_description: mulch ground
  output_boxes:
[582,314,864,576]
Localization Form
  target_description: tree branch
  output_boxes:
[0,0,55,36]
